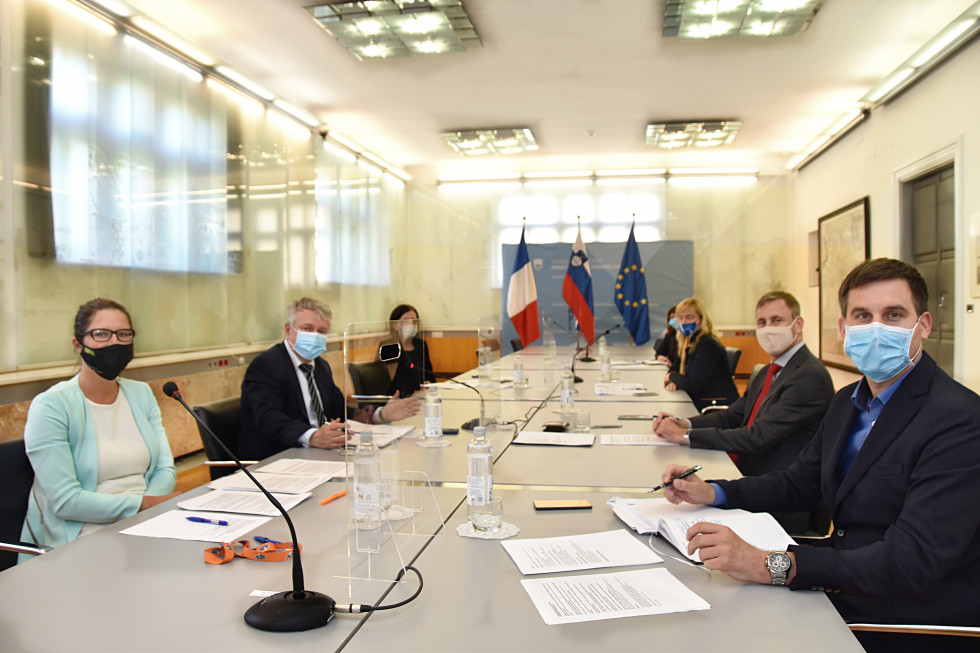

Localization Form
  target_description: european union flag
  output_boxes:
[614,224,651,345]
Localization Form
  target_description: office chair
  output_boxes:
[700,347,743,414]
[348,360,393,398]
[191,397,254,480]
[0,439,47,571]
[510,338,524,353]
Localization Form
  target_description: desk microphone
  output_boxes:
[163,382,336,632]
[435,375,488,430]
[580,323,621,363]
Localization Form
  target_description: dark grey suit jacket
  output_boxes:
[688,344,834,477]
[717,353,980,626]
[238,342,346,460]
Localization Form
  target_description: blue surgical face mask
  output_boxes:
[668,317,678,330]
[293,330,327,360]
[844,321,921,383]
[678,321,699,337]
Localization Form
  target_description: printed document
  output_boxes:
[521,568,709,625]
[608,497,794,562]
[594,382,647,396]
[514,431,595,446]
[346,420,414,447]
[120,510,270,542]
[178,489,311,516]
[209,470,332,494]
[256,458,349,478]
[501,529,662,575]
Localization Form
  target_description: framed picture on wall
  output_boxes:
[818,197,870,371]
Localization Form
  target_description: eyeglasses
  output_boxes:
[80,328,136,343]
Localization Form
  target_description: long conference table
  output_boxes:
[0,345,862,652]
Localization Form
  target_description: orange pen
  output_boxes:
[319,489,347,505]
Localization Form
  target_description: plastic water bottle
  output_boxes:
[353,431,381,529]
[466,426,493,520]
[598,335,608,356]
[424,385,443,441]
[600,347,612,382]
[560,365,575,413]
[543,338,558,381]
[513,354,527,388]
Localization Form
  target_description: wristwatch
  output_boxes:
[766,551,792,585]
[682,430,691,446]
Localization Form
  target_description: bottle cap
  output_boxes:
[474,426,486,436]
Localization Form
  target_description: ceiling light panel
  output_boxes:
[441,128,539,156]
[645,120,742,149]
[305,1,482,60]
[663,0,825,39]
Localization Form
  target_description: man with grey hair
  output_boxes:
[239,297,420,460]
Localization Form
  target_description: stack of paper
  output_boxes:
[178,489,310,516]
[513,431,595,446]
[594,382,646,396]
[346,420,414,447]
[608,497,794,562]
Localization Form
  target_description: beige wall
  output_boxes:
[789,40,980,393]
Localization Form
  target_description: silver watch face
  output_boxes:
[768,552,791,572]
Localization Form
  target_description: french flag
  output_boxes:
[562,225,595,344]
[507,227,541,347]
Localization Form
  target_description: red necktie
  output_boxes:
[746,363,782,427]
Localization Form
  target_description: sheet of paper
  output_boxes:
[209,471,332,494]
[593,382,646,396]
[521,568,710,625]
[178,489,311,516]
[600,433,677,446]
[120,510,270,542]
[255,458,349,478]
[611,359,662,368]
[346,420,413,447]
[513,431,595,446]
[501,529,662,575]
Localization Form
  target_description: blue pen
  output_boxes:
[254,536,281,544]
[186,516,229,526]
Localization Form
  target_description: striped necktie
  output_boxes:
[299,363,326,426]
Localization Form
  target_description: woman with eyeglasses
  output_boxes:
[385,304,436,397]
[20,298,178,559]
[663,297,739,412]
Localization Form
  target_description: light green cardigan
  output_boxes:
[19,376,176,560]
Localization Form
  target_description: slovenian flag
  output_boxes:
[562,225,595,344]
[507,227,541,346]
[614,223,651,345]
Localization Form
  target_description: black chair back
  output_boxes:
[510,338,524,353]
[0,439,35,571]
[725,347,742,377]
[348,360,392,396]
[192,397,242,480]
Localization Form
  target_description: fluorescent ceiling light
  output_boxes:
[668,176,758,186]
[646,121,742,149]
[124,36,202,82]
[438,181,523,193]
[861,4,980,106]
[325,131,364,153]
[663,0,825,39]
[523,170,592,178]
[595,168,667,177]
[206,78,264,113]
[524,179,594,188]
[669,166,758,175]
[441,128,538,156]
[784,108,867,170]
[273,100,322,128]
[437,172,522,182]
[305,0,482,61]
[90,0,133,17]
[216,66,275,101]
[46,0,116,35]
[595,177,665,186]
[131,16,215,65]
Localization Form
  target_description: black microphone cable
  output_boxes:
[334,566,424,613]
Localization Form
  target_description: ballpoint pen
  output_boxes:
[253,536,281,544]
[591,424,623,429]
[186,516,229,526]
[648,465,702,493]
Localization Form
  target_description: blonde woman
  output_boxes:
[663,297,738,411]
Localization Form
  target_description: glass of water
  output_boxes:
[472,497,503,534]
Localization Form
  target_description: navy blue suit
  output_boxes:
[239,342,346,460]
[717,352,980,626]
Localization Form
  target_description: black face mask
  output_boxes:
[80,343,134,381]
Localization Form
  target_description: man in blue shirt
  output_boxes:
[660,258,980,651]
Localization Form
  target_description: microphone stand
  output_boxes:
[436,375,487,429]
[164,382,335,632]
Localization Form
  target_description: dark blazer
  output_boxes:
[668,334,739,411]
[387,337,436,397]
[688,344,833,477]
[716,353,980,626]
[239,342,346,460]
[654,329,679,366]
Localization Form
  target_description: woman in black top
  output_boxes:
[654,305,679,366]
[386,304,436,396]
[664,297,738,412]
